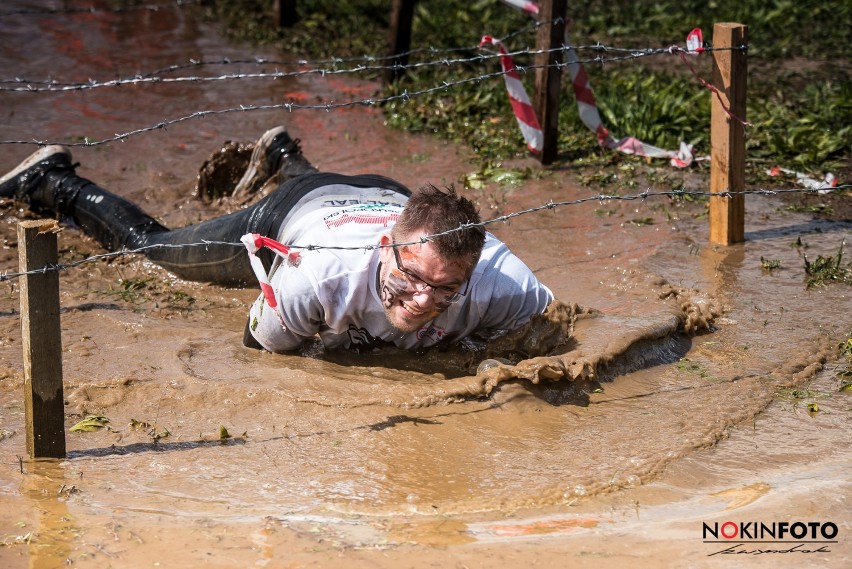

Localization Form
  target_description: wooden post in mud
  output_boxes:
[18,220,66,459]
[273,0,298,27]
[533,0,567,164]
[709,22,748,245]
[384,0,418,85]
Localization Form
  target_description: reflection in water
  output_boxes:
[22,460,73,569]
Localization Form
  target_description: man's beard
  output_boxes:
[379,269,436,333]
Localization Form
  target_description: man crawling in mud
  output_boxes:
[0,127,553,353]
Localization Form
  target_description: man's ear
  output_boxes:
[379,233,392,260]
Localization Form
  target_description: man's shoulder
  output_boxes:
[476,233,518,267]
[471,233,551,296]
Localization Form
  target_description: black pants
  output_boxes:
[60,172,412,286]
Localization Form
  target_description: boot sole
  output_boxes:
[233,127,290,196]
[0,145,71,186]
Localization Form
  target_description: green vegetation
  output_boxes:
[104,276,197,309]
[131,418,171,442]
[775,385,830,415]
[839,336,852,388]
[106,276,155,303]
[760,257,781,272]
[674,357,717,381]
[803,241,851,288]
[206,0,850,177]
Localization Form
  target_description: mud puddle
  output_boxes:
[0,1,850,568]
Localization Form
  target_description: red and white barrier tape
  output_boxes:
[488,10,841,190]
[566,30,696,167]
[768,167,838,193]
[500,0,539,16]
[480,35,544,153]
[681,29,837,187]
[685,27,704,54]
[492,0,695,167]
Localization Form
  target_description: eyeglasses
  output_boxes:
[390,243,469,305]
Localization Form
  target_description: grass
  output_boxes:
[775,385,828,415]
[107,277,155,304]
[101,274,199,311]
[760,257,781,272]
[803,241,852,288]
[204,0,851,177]
[839,336,852,388]
[674,357,718,382]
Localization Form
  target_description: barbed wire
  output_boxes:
[0,45,735,148]
[1,185,848,283]
[0,43,734,94]
[135,42,736,75]
[0,0,202,17]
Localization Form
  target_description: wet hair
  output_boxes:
[392,183,486,270]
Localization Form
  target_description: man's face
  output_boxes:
[378,233,470,334]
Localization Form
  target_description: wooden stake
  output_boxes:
[18,220,65,459]
[385,0,417,85]
[709,22,748,245]
[273,0,298,28]
[533,0,567,165]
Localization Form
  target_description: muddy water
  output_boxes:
[0,2,850,568]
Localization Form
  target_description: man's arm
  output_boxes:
[475,238,553,332]
[245,266,325,352]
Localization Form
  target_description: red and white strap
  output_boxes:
[241,233,302,332]
[673,29,751,129]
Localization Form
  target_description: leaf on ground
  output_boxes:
[129,419,152,431]
[70,415,109,433]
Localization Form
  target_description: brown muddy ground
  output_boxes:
[0,2,850,568]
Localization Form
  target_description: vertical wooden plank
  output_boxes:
[18,220,65,459]
[709,22,748,245]
[273,0,298,28]
[385,0,417,85]
[533,0,567,164]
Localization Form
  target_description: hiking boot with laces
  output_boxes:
[232,126,318,197]
[0,145,74,205]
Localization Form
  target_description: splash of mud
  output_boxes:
[195,139,253,203]
[471,278,718,397]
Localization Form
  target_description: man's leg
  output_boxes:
[0,128,321,286]
[0,145,170,253]
[1,131,410,287]
[0,145,261,285]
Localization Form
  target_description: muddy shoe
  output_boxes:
[0,145,74,203]
[232,126,318,198]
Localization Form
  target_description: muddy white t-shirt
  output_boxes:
[247,187,553,353]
